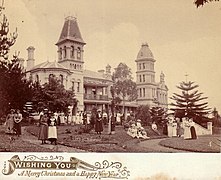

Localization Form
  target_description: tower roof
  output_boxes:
[137,43,154,59]
[56,16,85,45]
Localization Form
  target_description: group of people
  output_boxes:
[127,119,149,139]
[5,109,22,136]
[38,110,58,145]
[167,116,197,140]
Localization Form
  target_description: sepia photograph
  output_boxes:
[0,0,221,179]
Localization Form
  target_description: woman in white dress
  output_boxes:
[47,113,57,145]
[167,116,174,137]
[5,109,15,134]
[183,117,191,140]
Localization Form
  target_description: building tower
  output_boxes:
[135,43,157,107]
[55,16,86,111]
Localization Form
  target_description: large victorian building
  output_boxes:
[24,16,168,115]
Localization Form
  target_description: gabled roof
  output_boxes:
[56,16,85,45]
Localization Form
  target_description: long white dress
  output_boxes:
[172,122,177,137]
[48,118,57,139]
[183,120,191,139]
[167,119,173,137]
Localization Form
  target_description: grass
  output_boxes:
[159,135,221,153]
[0,127,58,152]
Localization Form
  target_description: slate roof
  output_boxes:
[137,43,154,59]
[84,69,108,80]
[30,61,70,73]
[56,16,85,45]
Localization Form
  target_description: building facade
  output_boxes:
[24,16,168,115]
[135,43,168,108]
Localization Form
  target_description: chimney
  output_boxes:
[27,46,35,70]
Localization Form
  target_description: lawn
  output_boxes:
[0,126,58,152]
[26,125,139,152]
[159,135,221,153]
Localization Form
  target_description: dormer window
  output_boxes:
[77,47,81,60]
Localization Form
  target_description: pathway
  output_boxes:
[137,138,189,153]
[21,127,86,152]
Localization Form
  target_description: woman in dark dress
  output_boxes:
[189,118,197,139]
[95,110,103,135]
[38,113,48,144]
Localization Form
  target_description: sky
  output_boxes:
[3,0,221,113]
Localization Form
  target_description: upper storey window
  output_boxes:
[77,47,81,60]
[64,46,67,58]
[71,46,74,58]
[59,48,62,59]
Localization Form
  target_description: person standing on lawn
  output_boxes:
[38,112,49,144]
[183,117,191,140]
[5,109,15,134]
[176,117,183,137]
[189,118,197,139]
[95,109,103,135]
[47,113,57,145]
[13,109,22,137]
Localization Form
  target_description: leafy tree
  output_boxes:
[135,105,151,126]
[0,3,33,117]
[150,106,167,126]
[112,63,137,115]
[32,76,76,114]
[170,81,210,125]
[194,0,219,8]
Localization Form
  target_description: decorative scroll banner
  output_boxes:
[2,155,130,179]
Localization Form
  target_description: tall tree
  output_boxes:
[194,0,219,8]
[0,2,33,116]
[135,105,151,126]
[170,81,210,125]
[32,76,77,114]
[112,63,137,115]
[150,106,167,126]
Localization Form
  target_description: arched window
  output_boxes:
[36,74,39,82]
[64,46,67,58]
[49,74,54,83]
[71,46,74,58]
[59,48,62,59]
[59,74,64,85]
[77,47,81,60]
[139,75,142,82]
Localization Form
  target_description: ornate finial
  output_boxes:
[65,16,77,21]
[141,42,149,47]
